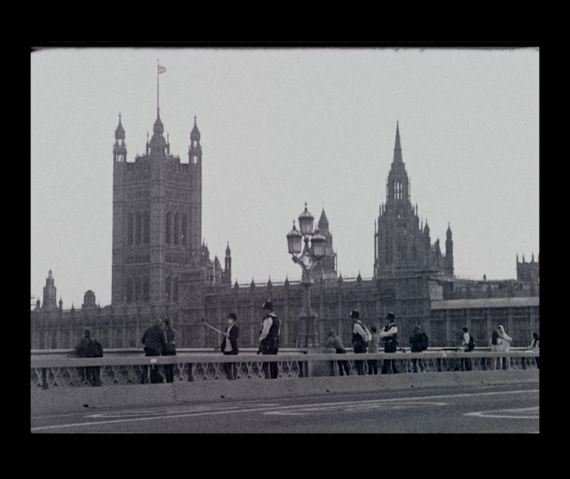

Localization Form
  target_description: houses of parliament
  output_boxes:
[31,92,539,351]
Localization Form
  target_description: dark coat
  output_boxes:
[142,325,166,355]
[75,337,103,358]
[409,331,429,352]
[221,323,239,354]
[163,326,177,355]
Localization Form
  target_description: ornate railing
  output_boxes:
[31,350,539,389]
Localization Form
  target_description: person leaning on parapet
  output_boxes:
[460,327,475,371]
[496,325,513,370]
[351,310,371,376]
[409,325,429,373]
[162,318,177,383]
[367,326,380,375]
[75,328,103,386]
[141,319,166,384]
[380,313,399,374]
[221,312,240,380]
[325,330,350,376]
[258,300,280,379]
[528,332,539,369]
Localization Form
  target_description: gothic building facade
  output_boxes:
[374,124,453,278]
[32,109,539,350]
[111,106,230,307]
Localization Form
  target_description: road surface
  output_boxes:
[31,382,539,433]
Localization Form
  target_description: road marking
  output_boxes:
[464,406,539,420]
[85,403,280,419]
[264,401,447,416]
[31,389,538,432]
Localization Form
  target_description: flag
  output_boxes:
[158,64,166,75]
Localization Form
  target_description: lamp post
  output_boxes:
[287,202,326,348]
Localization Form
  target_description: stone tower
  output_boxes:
[42,270,57,310]
[374,123,453,278]
[311,209,337,281]
[516,253,539,286]
[111,83,219,305]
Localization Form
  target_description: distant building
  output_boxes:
[517,253,539,287]
[111,107,229,306]
[374,123,453,278]
[42,270,57,311]
[31,94,538,349]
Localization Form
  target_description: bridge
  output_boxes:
[31,348,539,433]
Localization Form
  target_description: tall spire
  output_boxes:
[318,208,329,231]
[393,121,403,164]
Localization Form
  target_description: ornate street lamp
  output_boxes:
[286,202,326,348]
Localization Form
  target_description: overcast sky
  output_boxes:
[31,48,539,307]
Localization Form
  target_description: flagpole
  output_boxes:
[156,59,159,116]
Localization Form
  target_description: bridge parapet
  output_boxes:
[31,351,539,390]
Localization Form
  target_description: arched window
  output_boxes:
[174,213,180,245]
[166,212,172,244]
[143,276,150,302]
[165,276,172,301]
[181,214,187,246]
[135,277,142,302]
[173,277,179,302]
[143,211,150,244]
[135,213,142,245]
[127,213,134,246]
[126,277,133,303]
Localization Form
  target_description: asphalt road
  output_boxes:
[31,382,539,433]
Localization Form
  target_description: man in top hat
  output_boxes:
[221,312,240,380]
[351,310,371,375]
[258,300,280,379]
[380,312,399,374]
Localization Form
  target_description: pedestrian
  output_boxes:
[221,313,240,380]
[162,318,177,383]
[258,300,280,379]
[496,325,512,370]
[367,326,380,375]
[489,329,500,370]
[380,313,399,374]
[460,327,474,371]
[325,330,350,376]
[351,310,371,375]
[141,319,166,384]
[75,328,103,386]
[528,332,539,369]
[409,325,429,373]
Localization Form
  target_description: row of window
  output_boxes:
[126,211,189,247]
[165,212,187,246]
[127,212,150,246]
[125,276,179,303]
[125,276,150,303]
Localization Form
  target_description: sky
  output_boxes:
[31,48,539,307]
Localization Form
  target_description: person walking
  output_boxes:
[380,313,399,374]
[528,332,539,369]
[367,326,380,375]
[325,330,350,376]
[75,328,103,386]
[258,300,280,379]
[141,319,166,384]
[460,327,475,371]
[221,313,240,380]
[496,325,512,370]
[351,310,371,375]
[162,318,177,383]
[409,325,429,373]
